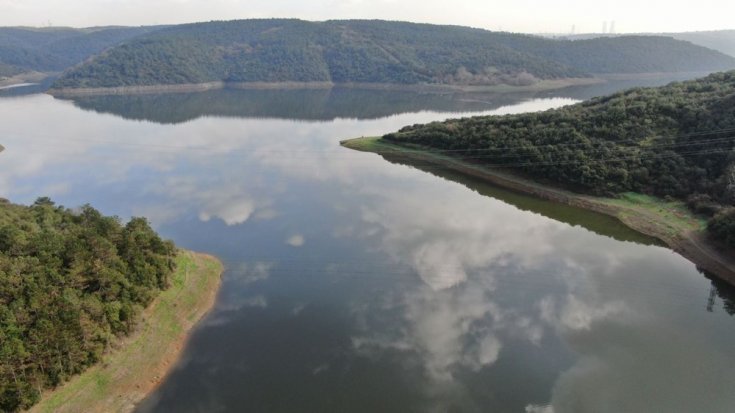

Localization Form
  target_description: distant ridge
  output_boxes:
[0,25,164,77]
[551,30,735,58]
[49,19,735,91]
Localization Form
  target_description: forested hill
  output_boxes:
[0,26,162,77]
[52,19,735,89]
[503,35,735,74]
[667,30,735,58]
[560,30,735,58]
[379,70,735,246]
[0,198,176,412]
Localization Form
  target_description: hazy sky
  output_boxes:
[1,0,733,33]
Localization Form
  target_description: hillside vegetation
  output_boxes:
[0,26,162,75]
[378,70,735,246]
[668,30,735,58]
[52,19,735,89]
[562,30,735,58]
[0,61,20,78]
[0,198,176,412]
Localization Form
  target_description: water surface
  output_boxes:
[0,77,733,413]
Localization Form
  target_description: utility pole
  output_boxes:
[707,284,717,312]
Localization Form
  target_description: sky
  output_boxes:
[0,0,733,34]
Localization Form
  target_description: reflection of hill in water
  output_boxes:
[545,72,713,100]
[60,74,706,124]
[705,271,735,316]
[378,151,662,247]
[61,87,538,124]
[380,151,735,312]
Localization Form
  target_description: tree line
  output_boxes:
[0,198,176,412]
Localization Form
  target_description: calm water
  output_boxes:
[1,78,734,413]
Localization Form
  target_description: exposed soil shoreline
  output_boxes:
[0,71,49,88]
[341,137,735,286]
[47,77,602,96]
[28,250,224,413]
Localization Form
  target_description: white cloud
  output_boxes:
[231,261,273,285]
[526,405,554,413]
[198,196,255,226]
[539,294,628,332]
[286,234,305,247]
[312,363,330,375]
[242,295,268,308]
[291,303,307,315]
[470,334,502,368]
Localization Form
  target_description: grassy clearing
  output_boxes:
[29,250,223,413]
[601,192,707,236]
[339,136,384,152]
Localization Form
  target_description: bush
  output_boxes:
[708,208,735,248]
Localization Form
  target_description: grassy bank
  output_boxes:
[341,136,735,285]
[28,250,224,413]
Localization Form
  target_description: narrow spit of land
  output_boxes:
[341,137,735,286]
[28,250,224,413]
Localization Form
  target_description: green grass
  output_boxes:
[340,136,383,152]
[31,250,223,413]
[603,192,707,233]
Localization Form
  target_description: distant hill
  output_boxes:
[667,31,735,57]
[555,30,735,58]
[51,20,735,90]
[506,35,735,74]
[0,26,163,75]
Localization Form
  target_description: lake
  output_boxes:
[1,76,734,412]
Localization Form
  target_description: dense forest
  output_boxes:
[379,70,735,246]
[0,198,176,412]
[0,26,162,76]
[52,19,735,89]
[0,62,19,78]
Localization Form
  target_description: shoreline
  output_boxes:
[0,71,51,88]
[341,136,735,286]
[46,77,602,97]
[28,250,224,413]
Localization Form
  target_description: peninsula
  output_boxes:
[0,199,223,413]
[342,70,735,285]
